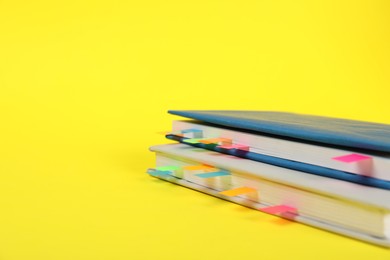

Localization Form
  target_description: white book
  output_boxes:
[170,120,390,183]
[148,143,390,247]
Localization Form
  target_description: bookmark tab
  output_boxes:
[218,144,250,151]
[260,205,297,214]
[183,165,217,171]
[156,166,180,171]
[199,138,232,145]
[332,153,372,163]
[149,165,182,176]
[194,171,231,178]
[183,138,204,144]
[219,187,257,197]
[181,128,203,134]
[147,169,172,177]
[180,128,203,138]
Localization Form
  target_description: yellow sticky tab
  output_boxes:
[219,187,257,197]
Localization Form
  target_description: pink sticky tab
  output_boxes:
[260,205,297,214]
[332,153,372,163]
[218,144,249,151]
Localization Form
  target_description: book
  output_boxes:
[168,110,390,152]
[148,143,390,247]
[167,110,390,189]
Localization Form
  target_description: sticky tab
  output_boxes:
[156,166,180,171]
[260,205,297,215]
[199,138,232,145]
[332,153,372,163]
[147,169,172,177]
[181,128,202,134]
[181,128,203,138]
[218,144,250,151]
[183,138,204,144]
[219,187,257,197]
[195,171,231,178]
[183,165,217,171]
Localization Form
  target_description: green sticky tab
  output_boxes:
[183,138,203,144]
[156,166,180,171]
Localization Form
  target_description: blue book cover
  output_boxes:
[167,110,390,190]
[168,110,390,152]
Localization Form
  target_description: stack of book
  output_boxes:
[147,110,390,247]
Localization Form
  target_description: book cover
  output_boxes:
[168,110,390,152]
[167,110,390,190]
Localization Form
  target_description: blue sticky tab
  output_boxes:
[194,171,231,178]
[147,169,172,177]
[181,128,202,133]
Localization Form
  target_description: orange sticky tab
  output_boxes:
[183,165,216,171]
[218,144,250,151]
[199,138,232,144]
[219,187,257,197]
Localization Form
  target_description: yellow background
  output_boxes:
[1,0,390,259]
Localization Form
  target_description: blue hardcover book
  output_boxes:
[167,110,390,190]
